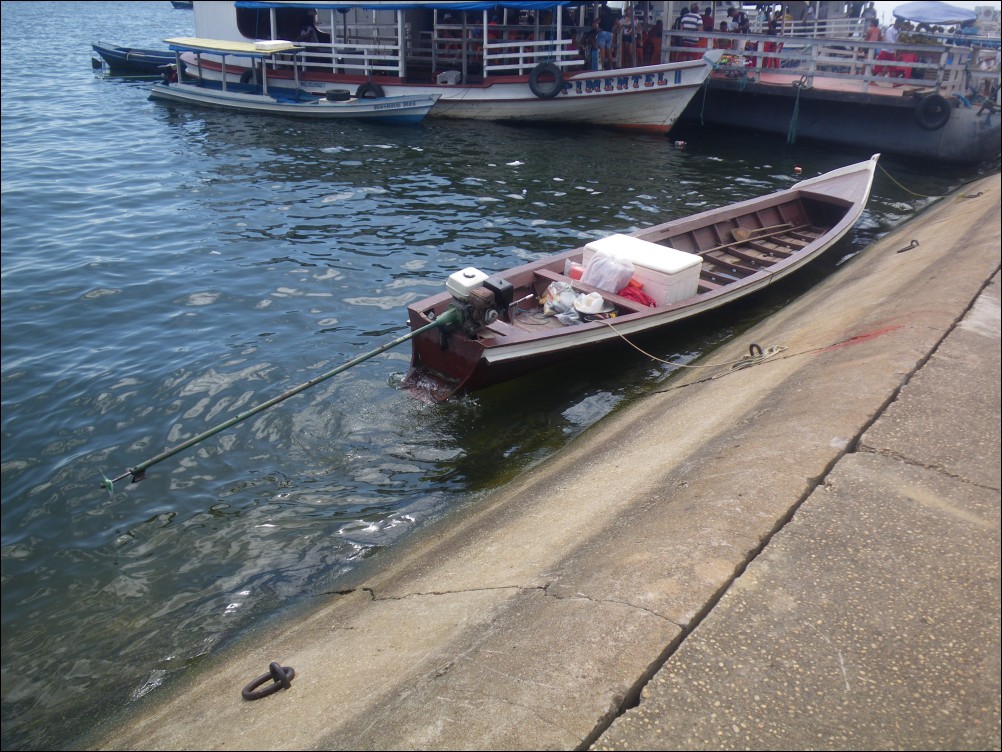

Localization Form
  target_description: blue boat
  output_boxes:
[92,42,175,76]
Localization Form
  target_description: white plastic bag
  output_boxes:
[581,249,634,293]
[540,281,576,317]
[574,292,605,314]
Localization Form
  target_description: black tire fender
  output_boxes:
[914,93,951,131]
[355,82,385,99]
[528,62,563,99]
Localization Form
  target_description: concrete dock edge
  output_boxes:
[92,173,1001,752]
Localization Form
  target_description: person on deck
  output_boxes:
[596,2,619,69]
[762,14,783,69]
[864,18,881,42]
[679,3,704,60]
[668,5,687,61]
[714,20,732,49]
[701,6,714,32]
[884,19,901,46]
[297,9,321,44]
[620,6,641,67]
[727,6,750,34]
[642,19,663,65]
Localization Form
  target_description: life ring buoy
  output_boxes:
[355,82,385,99]
[914,93,951,131]
[528,62,563,100]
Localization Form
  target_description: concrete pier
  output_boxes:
[93,172,1000,751]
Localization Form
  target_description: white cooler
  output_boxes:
[583,234,702,306]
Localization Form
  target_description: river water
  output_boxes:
[1,2,996,749]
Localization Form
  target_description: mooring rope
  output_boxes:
[598,318,786,372]
[786,75,810,145]
[100,308,462,492]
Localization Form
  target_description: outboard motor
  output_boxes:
[445,268,510,336]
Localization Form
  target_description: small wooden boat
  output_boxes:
[92,42,174,76]
[149,38,438,124]
[403,155,880,401]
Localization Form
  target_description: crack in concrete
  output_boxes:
[858,443,1000,491]
[543,586,682,626]
[368,584,534,601]
[578,288,986,748]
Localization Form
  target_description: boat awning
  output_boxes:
[163,36,302,57]
[891,2,978,25]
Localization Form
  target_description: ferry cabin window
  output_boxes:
[236,7,327,43]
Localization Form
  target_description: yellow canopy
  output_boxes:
[164,37,301,56]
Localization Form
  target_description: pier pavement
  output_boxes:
[93,172,1000,751]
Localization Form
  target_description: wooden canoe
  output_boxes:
[404,155,879,401]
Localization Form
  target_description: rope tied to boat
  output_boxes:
[786,75,811,145]
[729,343,788,370]
[99,308,463,492]
[696,71,714,125]
[598,319,786,373]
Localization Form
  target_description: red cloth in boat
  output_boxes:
[617,284,658,307]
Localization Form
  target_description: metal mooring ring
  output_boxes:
[241,662,296,701]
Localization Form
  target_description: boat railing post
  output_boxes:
[397,10,406,79]
[936,48,949,92]
[861,46,874,94]
[799,40,817,88]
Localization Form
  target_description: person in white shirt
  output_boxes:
[679,3,704,58]
[883,19,901,48]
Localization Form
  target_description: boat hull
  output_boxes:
[404,156,879,400]
[682,73,1001,164]
[149,82,437,123]
[182,55,720,133]
[92,43,174,76]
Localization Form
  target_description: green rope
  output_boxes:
[786,76,809,145]
[877,163,943,199]
[697,74,712,125]
[100,307,462,492]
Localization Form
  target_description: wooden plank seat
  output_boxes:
[698,253,759,277]
[745,240,792,257]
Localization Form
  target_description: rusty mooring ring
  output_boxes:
[241,662,295,701]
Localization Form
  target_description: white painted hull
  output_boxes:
[182,53,721,132]
[149,82,437,123]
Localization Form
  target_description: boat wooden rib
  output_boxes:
[403,155,879,401]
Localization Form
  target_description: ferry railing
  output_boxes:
[665,30,992,99]
[269,39,406,80]
[482,38,580,76]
